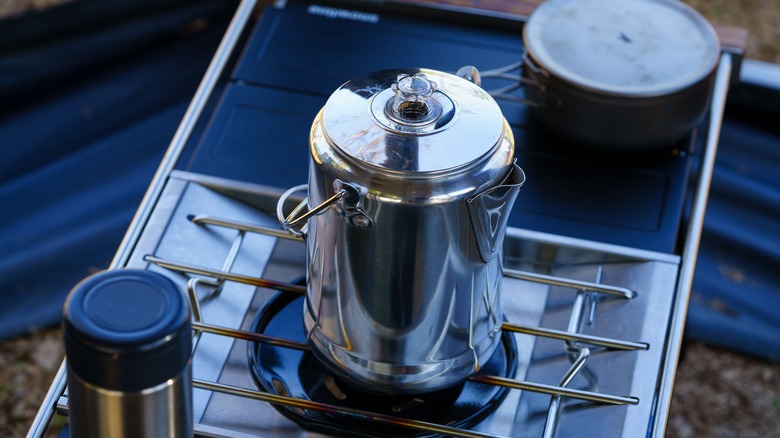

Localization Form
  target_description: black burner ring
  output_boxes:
[248,283,518,437]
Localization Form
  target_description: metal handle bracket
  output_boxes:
[276,184,347,238]
[276,181,373,238]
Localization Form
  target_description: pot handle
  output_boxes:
[475,55,561,109]
[276,184,347,238]
[466,62,543,108]
[519,53,562,109]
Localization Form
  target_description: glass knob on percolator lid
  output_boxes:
[389,73,439,122]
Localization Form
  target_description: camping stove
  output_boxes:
[29,0,735,437]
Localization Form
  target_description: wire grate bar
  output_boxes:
[503,269,635,299]
[193,379,508,438]
[144,255,306,295]
[192,321,308,351]
[468,375,638,405]
[501,323,649,351]
[543,348,591,438]
[543,282,596,436]
[189,214,303,241]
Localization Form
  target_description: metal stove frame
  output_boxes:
[28,0,734,436]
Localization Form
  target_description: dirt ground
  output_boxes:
[669,342,780,438]
[684,0,780,63]
[1,0,779,437]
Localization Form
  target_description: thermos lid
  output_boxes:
[63,269,191,391]
[320,68,507,175]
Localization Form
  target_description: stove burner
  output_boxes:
[248,285,518,437]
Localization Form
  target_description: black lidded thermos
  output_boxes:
[63,269,192,437]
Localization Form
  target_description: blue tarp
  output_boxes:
[0,0,237,334]
[1,0,778,360]
[687,90,780,360]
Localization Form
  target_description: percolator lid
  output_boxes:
[320,68,506,175]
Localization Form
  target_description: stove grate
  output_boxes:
[141,210,649,438]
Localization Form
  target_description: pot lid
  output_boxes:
[320,68,506,174]
[523,0,720,97]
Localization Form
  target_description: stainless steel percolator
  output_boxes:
[278,68,524,393]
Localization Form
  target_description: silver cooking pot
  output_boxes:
[521,0,721,150]
[277,68,524,394]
